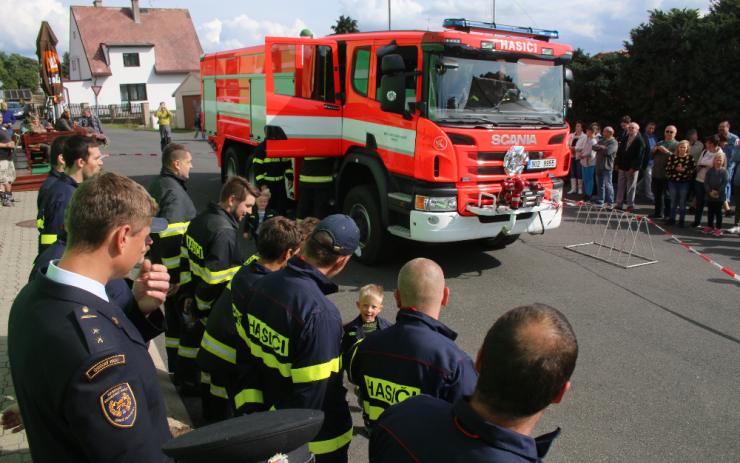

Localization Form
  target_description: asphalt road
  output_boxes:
[102,128,740,462]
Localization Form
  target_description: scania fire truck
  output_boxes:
[201,19,575,263]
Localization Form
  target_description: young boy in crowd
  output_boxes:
[243,189,276,244]
[341,284,392,356]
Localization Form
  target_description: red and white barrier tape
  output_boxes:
[562,199,740,282]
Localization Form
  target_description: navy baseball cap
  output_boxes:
[149,217,168,234]
[312,214,360,256]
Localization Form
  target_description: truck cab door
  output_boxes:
[264,37,342,157]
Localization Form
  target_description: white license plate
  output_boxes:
[527,158,556,169]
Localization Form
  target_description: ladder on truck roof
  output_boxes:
[443,18,559,41]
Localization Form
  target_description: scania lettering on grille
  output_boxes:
[248,314,289,356]
[364,375,420,406]
[492,134,537,145]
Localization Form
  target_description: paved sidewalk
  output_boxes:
[0,191,190,462]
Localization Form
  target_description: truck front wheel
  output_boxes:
[343,185,393,264]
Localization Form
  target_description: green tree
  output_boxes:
[330,15,359,34]
[569,49,628,127]
[0,52,39,91]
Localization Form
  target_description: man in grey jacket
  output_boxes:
[593,126,618,206]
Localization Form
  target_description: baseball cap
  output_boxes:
[312,214,360,256]
[149,217,168,234]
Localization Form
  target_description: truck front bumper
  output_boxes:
[403,201,562,243]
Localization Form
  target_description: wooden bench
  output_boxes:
[20,129,86,174]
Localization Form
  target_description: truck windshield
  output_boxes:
[427,53,564,127]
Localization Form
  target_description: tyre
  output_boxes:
[220,146,243,183]
[343,185,394,264]
[478,232,520,250]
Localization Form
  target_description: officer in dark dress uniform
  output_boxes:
[36,135,68,247]
[39,135,103,253]
[297,156,336,219]
[179,176,258,419]
[369,304,579,462]
[8,172,174,462]
[236,214,359,462]
[347,258,477,429]
[197,216,302,416]
[147,143,197,374]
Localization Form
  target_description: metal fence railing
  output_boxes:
[67,103,145,124]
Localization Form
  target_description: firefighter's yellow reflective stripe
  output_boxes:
[233,388,264,409]
[190,261,240,285]
[201,372,211,384]
[362,401,385,421]
[305,157,325,160]
[37,218,44,230]
[299,175,333,183]
[256,174,284,182]
[158,221,190,238]
[180,246,188,258]
[234,304,248,342]
[165,336,180,349]
[201,331,236,364]
[195,295,213,312]
[245,338,292,378]
[40,234,58,245]
[209,384,229,399]
[180,271,192,285]
[244,253,260,265]
[346,338,364,384]
[253,157,288,164]
[364,375,421,406]
[162,255,180,269]
[177,345,198,359]
[291,356,340,383]
[308,428,353,455]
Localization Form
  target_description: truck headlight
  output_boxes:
[415,195,457,212]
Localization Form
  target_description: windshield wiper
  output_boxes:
[436,116,498,127]
[504,115,562,126]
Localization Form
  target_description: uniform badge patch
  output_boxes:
[100,383,137,428]
[85,354,126,381]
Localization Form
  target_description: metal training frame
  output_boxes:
[565,203,658,268]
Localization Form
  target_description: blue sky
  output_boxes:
[2,0,710,58]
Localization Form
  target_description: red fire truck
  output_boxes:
[201,18,574,263]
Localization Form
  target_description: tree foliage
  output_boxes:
[331,15,359,34]
[0,52,39,91]
[62,52,70,79]
[570,0,740,137]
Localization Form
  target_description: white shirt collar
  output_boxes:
[46,260,110,302]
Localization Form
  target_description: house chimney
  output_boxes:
[93,0,102,7]
[131,0,141,23]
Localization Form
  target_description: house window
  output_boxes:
[71,57,78,73]
[120,83,147,102]
[123,53,140,67]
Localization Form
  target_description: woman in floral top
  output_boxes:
[665,140,696,226]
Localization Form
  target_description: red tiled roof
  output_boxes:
[71,5,203,77]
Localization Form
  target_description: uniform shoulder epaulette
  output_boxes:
[73,305,116,356]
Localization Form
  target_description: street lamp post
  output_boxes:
[388,0,391,30]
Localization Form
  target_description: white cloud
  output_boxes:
[0,0,69,56]
[199,14,308,52]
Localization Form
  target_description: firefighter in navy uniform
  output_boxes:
[179,176,258,420]
[36,135,68,251]
[253,142,293,215]
[147,143,197,375]
[369,304,579,463]
[39,135,103,253]
[297,156,336,220]
[197,217,302,416]
[8,172,173,462]
[237,214,359,462]
[347,258,478,429]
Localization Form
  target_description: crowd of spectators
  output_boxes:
[569,117,739,236]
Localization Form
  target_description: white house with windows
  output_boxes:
[64,0,202,110]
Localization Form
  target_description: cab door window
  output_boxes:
[352,47,371,96]
[376,45,418,110]
[271,43,335,102]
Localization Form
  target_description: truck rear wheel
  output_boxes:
[343,185,394,265]
[221,146,243,183]
[478,233,520,250]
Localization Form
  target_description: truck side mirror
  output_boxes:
[564,67,574,83]
[379,54,406,115]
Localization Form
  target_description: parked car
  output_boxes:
[7,102,24,118]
